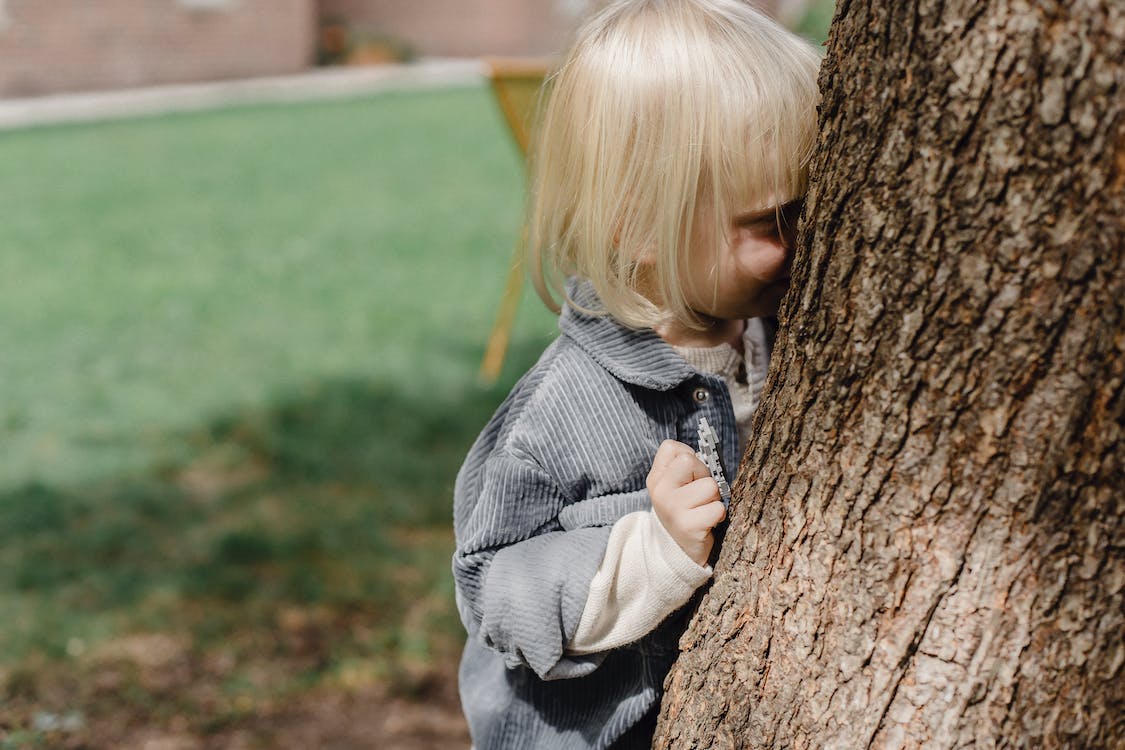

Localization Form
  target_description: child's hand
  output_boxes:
[647,440,727,566]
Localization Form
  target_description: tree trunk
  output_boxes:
[655,1,1124,748]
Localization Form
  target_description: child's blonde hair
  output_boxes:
[526,0,821,329]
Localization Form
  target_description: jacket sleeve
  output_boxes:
[453,451,612,680]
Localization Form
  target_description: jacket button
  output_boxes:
[692,387,710,403]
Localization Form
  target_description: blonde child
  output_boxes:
[453,1,820,747]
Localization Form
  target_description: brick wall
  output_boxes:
[317,0,784,59]
[0,0,795,98]
[317,0,583,59]
[0,0,315,97]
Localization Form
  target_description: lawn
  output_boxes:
[0,84,556,747]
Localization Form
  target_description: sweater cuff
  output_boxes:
[567,511,711,655]
[651,511,714,585]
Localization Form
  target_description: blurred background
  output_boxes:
[0,1,833,747]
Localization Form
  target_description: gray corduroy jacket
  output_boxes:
[452,281,744,749]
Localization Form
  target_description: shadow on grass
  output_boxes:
[0,335,550,699]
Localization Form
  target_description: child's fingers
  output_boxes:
[652,440,692,470]
[685,498,727,531]
[648,440,696,485]
[677,476,721,508]
[659,452,711,490]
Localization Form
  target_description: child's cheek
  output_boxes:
[733,232,790,281]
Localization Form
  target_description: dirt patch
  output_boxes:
[206,679,469,750]
[2,633,470,750]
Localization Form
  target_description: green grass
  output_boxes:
[795,0,837,44]
[0,85,557,728]
[0,84,555,489]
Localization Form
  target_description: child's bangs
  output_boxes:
[712,77,817,224]
[701,13,820,222]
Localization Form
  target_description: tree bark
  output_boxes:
[655,1,1124,748]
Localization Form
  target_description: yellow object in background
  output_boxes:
[479,57,553,384]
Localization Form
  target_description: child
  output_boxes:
[453,1,820,747]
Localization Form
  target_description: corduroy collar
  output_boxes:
[558,279,696,391]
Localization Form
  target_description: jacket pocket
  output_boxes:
[557,489,650,530]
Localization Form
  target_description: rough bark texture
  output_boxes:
[655,1,1124,748]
